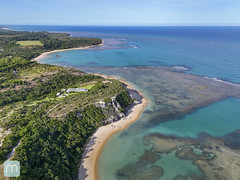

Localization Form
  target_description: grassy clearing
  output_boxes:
[16,40,43,46]
[80,84,95,90]
[27,97,55,106]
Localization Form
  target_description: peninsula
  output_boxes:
[0,28,145,179]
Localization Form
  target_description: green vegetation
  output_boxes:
[104,97,112,103]
[16,40,43,46]
[80,84,95,90]
[0,29,133,179]
[116,90,134,112]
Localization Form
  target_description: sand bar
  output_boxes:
[78,75,147,180]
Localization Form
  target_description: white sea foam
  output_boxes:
[172,66,189,71]
[131,45,138,49]
[212,77,224,82]
[204,76,240,87]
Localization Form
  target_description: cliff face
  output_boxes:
[95,87,138,124]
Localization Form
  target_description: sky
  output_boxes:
[0,0,240,25]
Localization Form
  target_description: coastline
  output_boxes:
[32,42,104,63]
[78,74,147,180]
[3,28,240,180]
[30,42,147,180]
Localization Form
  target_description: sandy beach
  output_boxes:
[32,42,103,63]
[78,75,147,180]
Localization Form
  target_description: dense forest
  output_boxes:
[0,29,133,179]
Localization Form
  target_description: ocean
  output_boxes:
[8,25,240,179]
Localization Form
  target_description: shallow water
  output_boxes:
[149,98,240,138]
[88,66,240,180]
[11,26,240,179]
[156,150,201,180]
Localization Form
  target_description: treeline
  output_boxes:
[41,37,102,50]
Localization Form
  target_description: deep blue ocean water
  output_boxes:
[7,25,240,179]
[9,25,240,83]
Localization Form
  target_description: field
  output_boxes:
[80,84,95,90]
[16,40,43,46]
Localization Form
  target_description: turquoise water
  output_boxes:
[149,98,240,138]
[10,26,240,179]
[98,132,150,180]
[156,151,201,180]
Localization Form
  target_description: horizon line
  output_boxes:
[1,24,240,27]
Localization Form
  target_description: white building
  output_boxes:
[66,88,89,93]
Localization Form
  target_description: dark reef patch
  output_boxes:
[116,150,163,180]
[141,132,240,180]
[223,129,240,149]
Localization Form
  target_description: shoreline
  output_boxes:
[30,42,147,180]
[78,74,147,180]
[32,42,104,63]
